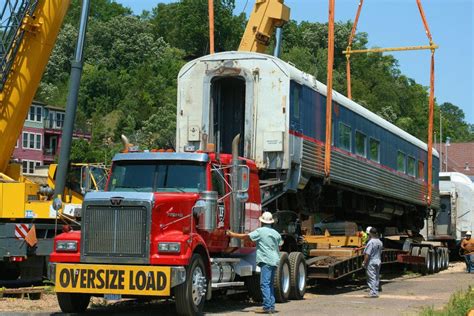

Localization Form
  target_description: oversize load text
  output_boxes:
[57,267,168,292]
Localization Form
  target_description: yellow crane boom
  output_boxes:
[0,0,71,174]
[238,0,290,53]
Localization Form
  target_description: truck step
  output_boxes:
[211,281,245,288]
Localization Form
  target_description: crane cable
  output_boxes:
[324,0,335,180]
[343,0,436,206]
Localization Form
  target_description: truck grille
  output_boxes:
[82,205,150,263]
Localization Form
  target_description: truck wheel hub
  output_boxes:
[191,267,206,305]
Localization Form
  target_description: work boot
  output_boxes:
[254,307,273,314]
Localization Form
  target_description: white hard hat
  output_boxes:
[466,231,472,236]
[366,226,373,234]
[259,211,274,224]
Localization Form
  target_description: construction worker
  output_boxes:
[361,226,372,245]
[363,227,383,298]
[461,231,474,273]
[227,211,282,314]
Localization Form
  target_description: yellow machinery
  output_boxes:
[0,1,103,284]
[238,0,290,53]
[0,0,71,173]
[0,0,105,220]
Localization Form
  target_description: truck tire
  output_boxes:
[288,252,306,300]
[429,249,436,274]
[57,293,91,313]
[175,254,207,316]
[444,248,450,269]
[410,246,420,273]
[435,248,443,272]
[244,273,262,302]
[274,252,290,303]
[419,247,431,275]
[439,248,446,270]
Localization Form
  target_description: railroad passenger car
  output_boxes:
[176,51,439,232]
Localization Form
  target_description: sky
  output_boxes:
[115,0,474,125]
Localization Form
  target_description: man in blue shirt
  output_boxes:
[227,211,282,314]
[363,227,383,298]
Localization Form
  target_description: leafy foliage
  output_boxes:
[36,0,473,164]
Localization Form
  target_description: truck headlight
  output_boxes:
[158,242,181,253]
[56,240,78,252]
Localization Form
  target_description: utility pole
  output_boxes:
[445,136,451,172]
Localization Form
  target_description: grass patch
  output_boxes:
[420,286,474,316]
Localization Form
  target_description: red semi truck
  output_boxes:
[50,136,306,315]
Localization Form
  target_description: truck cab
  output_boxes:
[49,150,263,315]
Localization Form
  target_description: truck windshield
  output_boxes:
[108,161,206,193]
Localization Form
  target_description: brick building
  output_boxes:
[435,142,474,181]
[11,101,91,174]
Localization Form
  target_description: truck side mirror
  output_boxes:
[237,165,250,193]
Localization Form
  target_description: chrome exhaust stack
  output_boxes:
[230,134,243,247]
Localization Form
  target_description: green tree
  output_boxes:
[440,102,474,142]
[151,0,245,58]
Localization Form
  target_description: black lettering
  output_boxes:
[118,270,125,290]
[105,270,110,289]
[146,272,156,290]
[129,270,135,290]
[70,268,79,287]
[59,269,70,288]
[96,270,105,289]
[80,269,87,288]
[156,271,167,291]
[87,269,96,289]
[109,270,118,289]
[135,271,146,290]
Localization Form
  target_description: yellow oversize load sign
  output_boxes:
[55,264,171,296]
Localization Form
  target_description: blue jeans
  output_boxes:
[260,264,276,311]
[465,254,474,273]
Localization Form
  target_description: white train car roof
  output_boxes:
[180,51,439,157]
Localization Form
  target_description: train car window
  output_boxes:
[397,151,406,173]
[418,161,425,179]
[355,131,367,157]
[407,156,416,176]
[369,138,380,162]
[338,123,351,151]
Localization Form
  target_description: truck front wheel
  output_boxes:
[289,252,306,300]
[175,254,207,316]
[57,293,91,313]
[274,252,290,303]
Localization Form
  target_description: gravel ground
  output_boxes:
[0,262,472,316]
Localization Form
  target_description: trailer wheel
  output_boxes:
[175,254,207,316]
[439,248,445,270]
[444,248,450,269]
[274,252,290,303]
[244,273,262,303]
[288,252,306,300]
[57,293,91,313]
[410,246,420,273]
[436,248,443,272]
[419,248,432,275]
